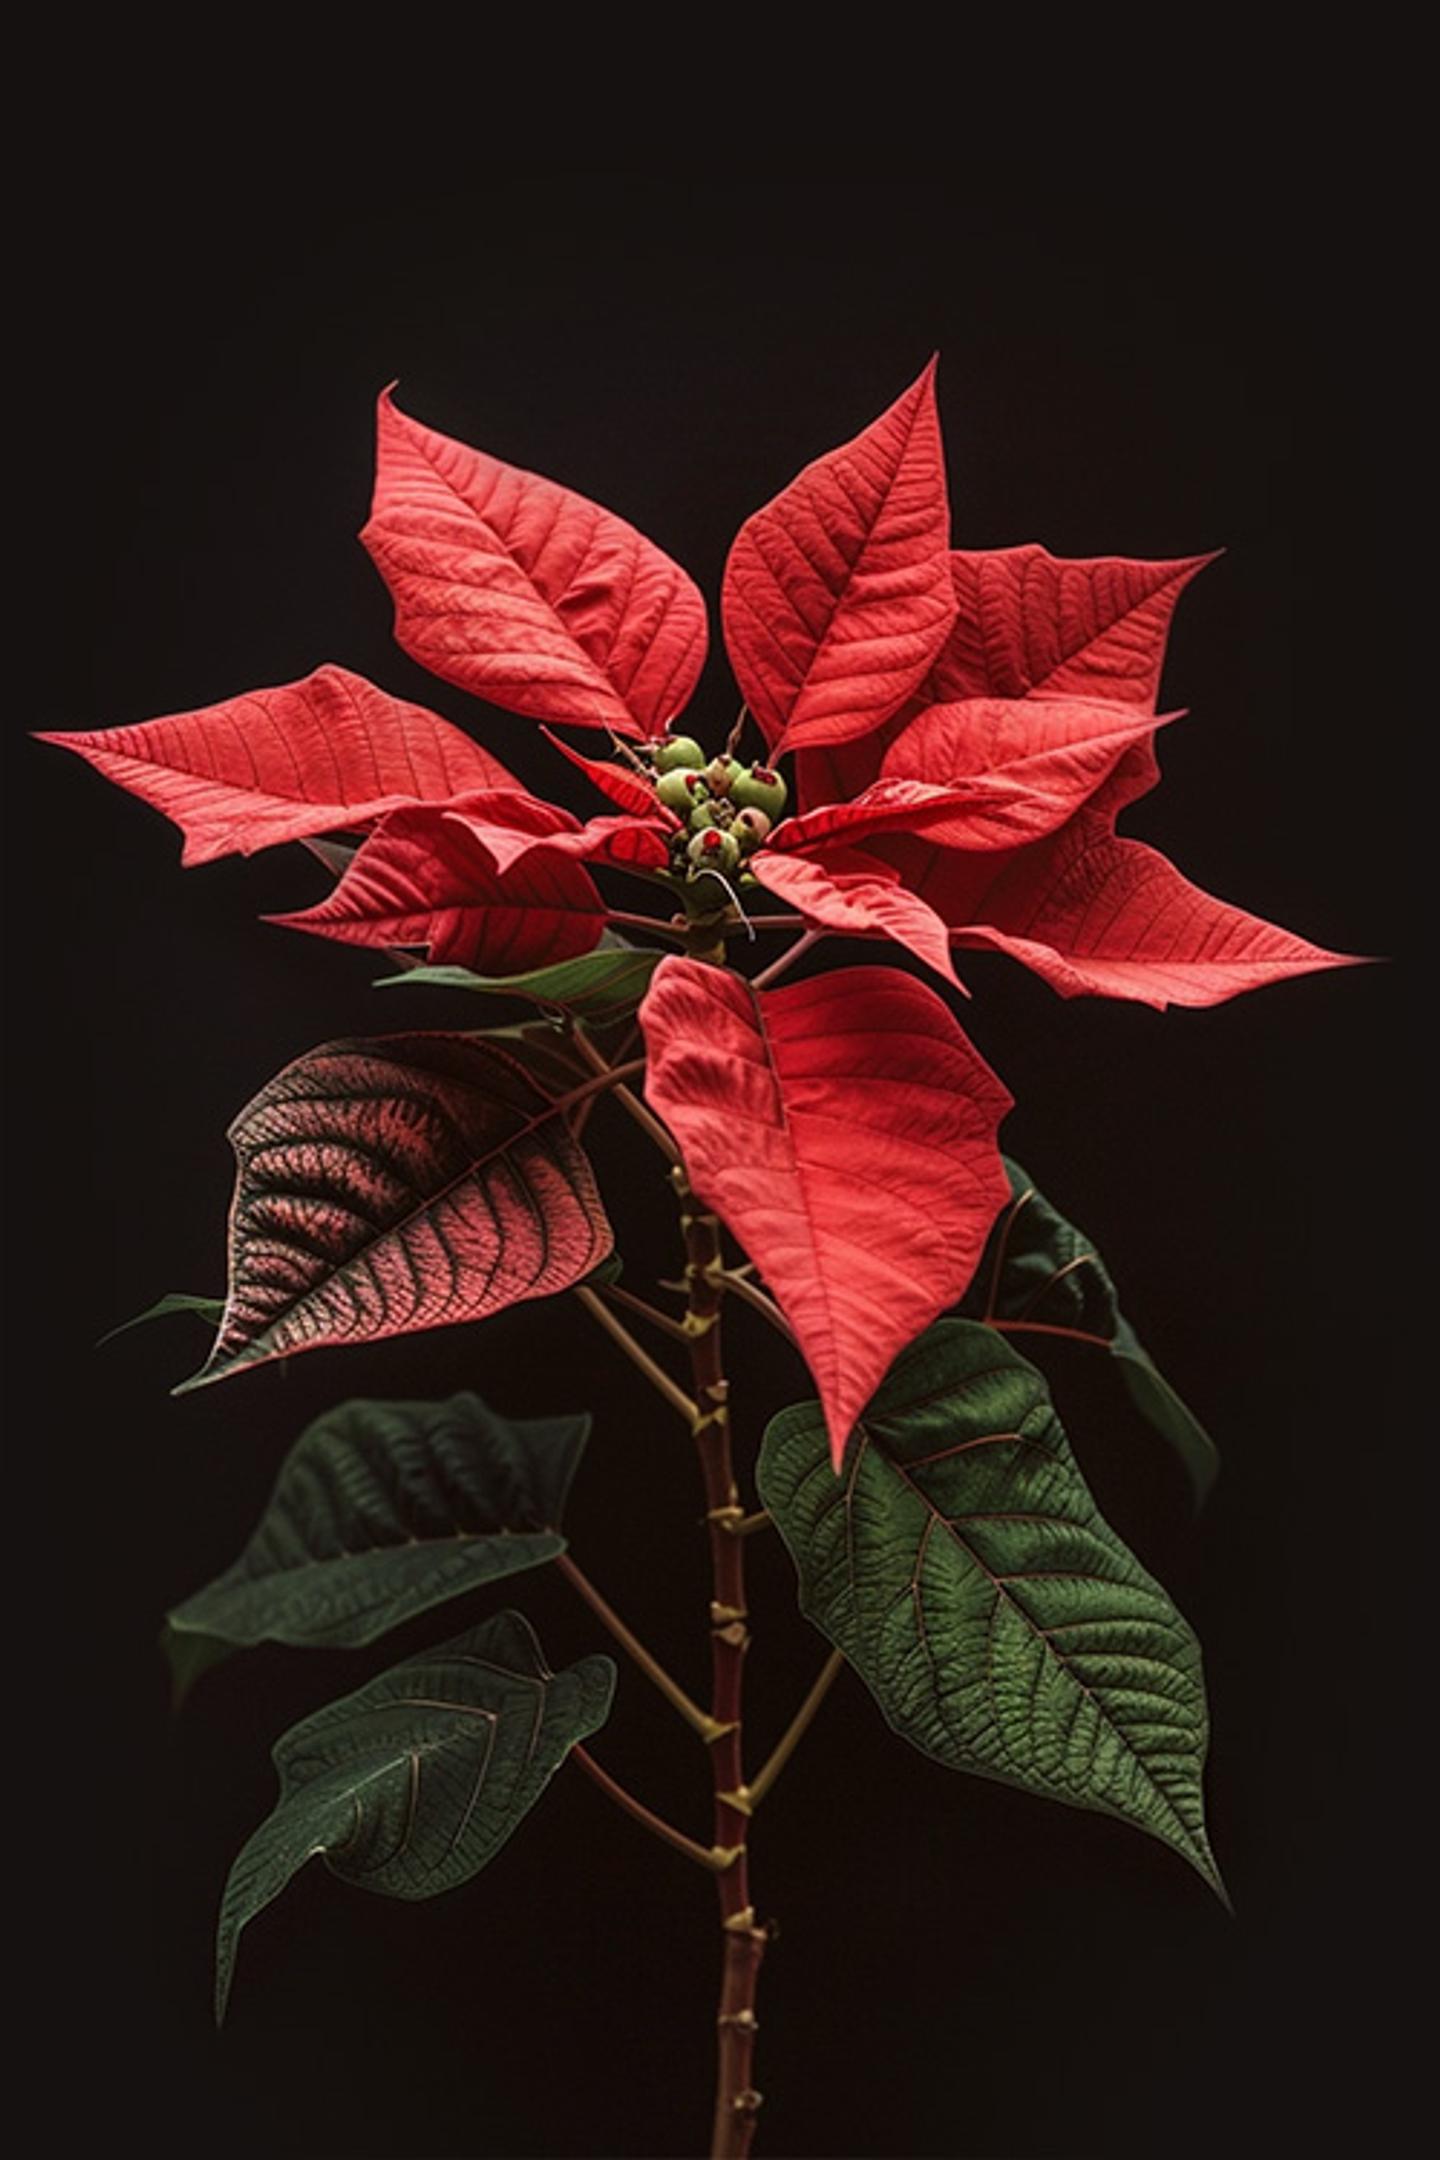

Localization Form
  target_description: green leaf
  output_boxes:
[159,1621,238,1710]
[166,1393,587,1678]
[963,1158,1219,1505]
[757,1319,1224,1899]
[216,1611,614,2021]
[375,944,660,1025]
[98,1291,225,1346]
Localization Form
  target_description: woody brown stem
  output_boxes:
[676,1164,767,2159]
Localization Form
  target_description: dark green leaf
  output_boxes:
[216,1612,614,2020]
[98,1291,225,1346]
[159,1622,237,1709]
[758,1319,1223,1898]
[375,944,660,1025]
[166,1393,587,1670]
[963,1158,1218,1504]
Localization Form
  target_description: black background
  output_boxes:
[8,176,1418,2157]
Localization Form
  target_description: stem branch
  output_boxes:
[568,1026,681,1163]
[752,928,821,990]
[571,1747,722,1873]
[748,1650,845,1810]
[555,1550,718,1741]
[597,1281,691,1341]
[574,1286,697,1423]
[720,1270,798,1347]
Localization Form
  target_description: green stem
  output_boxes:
[555,1550,719,1742]
[596,1281,691,1342]
[573,1286,696,1423]
[720,1270,797,1347]
[748,1651,845,1810]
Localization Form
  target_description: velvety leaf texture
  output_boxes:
[215,1612,615,2021]
[271,801,606,975]
[880,694,1169,800]
[639,959,1012,1465]
[362,390,708,737]
[757,1320,1222,1895]
[927,548,1216,707]
[954,830,1358,1008]
[167,1392,588,1654]
[36,666,513,865]
[965,1160,1218,1503]
[721,363,956,753]
[179,1032,612,1390]
[750,848,961,988]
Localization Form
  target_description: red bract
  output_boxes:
[361,388,708,739]
[721,361,955,754]
[35,666,514,865]
[40,364,1358,1421]
[639,960,1012,1466]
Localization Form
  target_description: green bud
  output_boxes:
[654,734,706,774]
[705,755,743,797]
[687,829,742,876]
[656,768,706,813]
[688,799,719,832]
[730,764,788,818]
[732,807,772,851]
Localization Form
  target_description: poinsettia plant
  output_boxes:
[43,362,1356,2159]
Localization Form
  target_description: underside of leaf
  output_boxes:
[181,1031,613,1390]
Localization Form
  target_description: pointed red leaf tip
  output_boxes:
[540,729,671,819]
[268,799,606,973]
[361,389,709,739]
[749,847,965,990]
[639,958,1012,1467]
[928,546,1220,709]
[721,359,956,756]
[34,666,515,866]
[792,549,1218,811]
[949,829,1366,1008]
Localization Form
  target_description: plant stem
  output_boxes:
[571,1746,722,1873]
[555,1550,719,1741]
[567,1026,682,1163]
[748,1650,845,1810]
[752,929,821,990]
[597,1281,691,1341]
[604,909,690,942]
[574,1286,697,1423]
[720,1270,798,1347]
[675,1165,767,2159]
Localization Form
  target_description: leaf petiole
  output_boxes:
[571,1747,727,1872]
[574,1287,697,1423]
[555,1550,720,1742]
[747,1649,845,1810]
